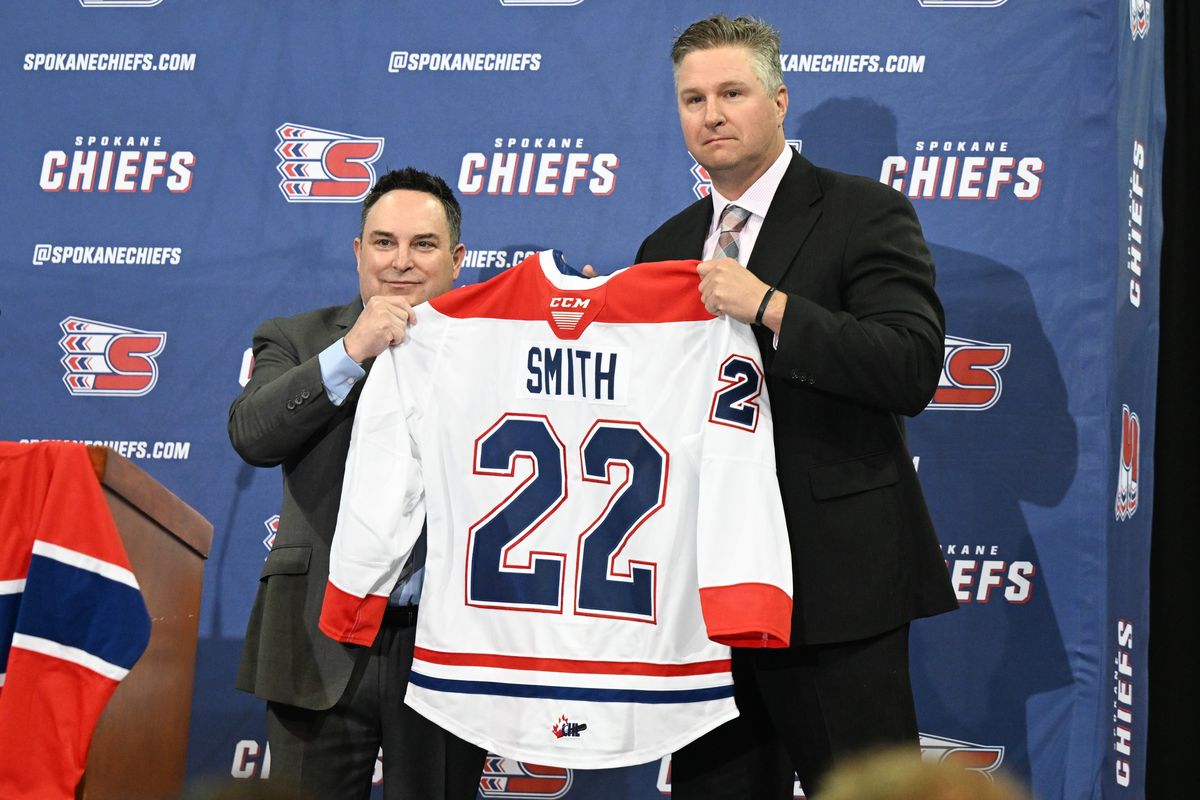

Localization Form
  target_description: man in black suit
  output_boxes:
[229,168,486,799]
[636,16,958,799]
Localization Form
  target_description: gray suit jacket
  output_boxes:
[229,299,368,710]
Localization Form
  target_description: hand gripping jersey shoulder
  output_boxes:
[321,250,791,768]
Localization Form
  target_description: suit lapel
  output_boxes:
[746,154,823,288]
[679,198,713,260]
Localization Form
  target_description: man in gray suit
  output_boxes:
[229,168,486,799]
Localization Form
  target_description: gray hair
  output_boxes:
[671,15,784,95]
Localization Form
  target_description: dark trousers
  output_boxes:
[266,608,486,800]
[672,624,919,800]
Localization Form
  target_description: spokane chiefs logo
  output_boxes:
[691,140,801,200]
[1130,0,1151,39]
[1115,404,1140,521]
[927,335,1010,411]
[276,124,384,203]
[479,756,572,798]
[263,515,279,552]
[919,733,1006,779]
[59,317,166,396]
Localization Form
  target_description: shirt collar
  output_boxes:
[709,143,793,225]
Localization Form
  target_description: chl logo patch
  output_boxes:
[551,714,587,739]
[59,316,166,397]
[276,123,384,203]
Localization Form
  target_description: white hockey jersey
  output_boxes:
[320,251,791,768]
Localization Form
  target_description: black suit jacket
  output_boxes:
[229,300,369,710]
[638,151,957,645]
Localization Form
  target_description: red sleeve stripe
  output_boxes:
[700,583,792,649]
[318,580,385,647]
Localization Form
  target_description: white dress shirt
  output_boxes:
[702,143,793,265]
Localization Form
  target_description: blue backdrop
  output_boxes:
[0,1,1163,798]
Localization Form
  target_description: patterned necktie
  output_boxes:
[717,204,751,262]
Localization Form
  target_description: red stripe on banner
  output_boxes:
[701,583,793,649]
[413,646,731,676]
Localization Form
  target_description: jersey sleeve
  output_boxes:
[319,343,427,646]
[694,317,793,648]
[0,442,151,800]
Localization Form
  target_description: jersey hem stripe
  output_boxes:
[409,670,734,704]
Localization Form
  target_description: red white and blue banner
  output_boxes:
[0,1,1163,797]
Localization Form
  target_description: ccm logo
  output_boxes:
[549,297,589,309]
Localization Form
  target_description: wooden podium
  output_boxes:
[76,446,213,800]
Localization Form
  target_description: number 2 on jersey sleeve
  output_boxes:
[708,354,764,432]
[466,413,665,622]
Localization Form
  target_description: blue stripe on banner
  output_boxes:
[409,670,735,705]
[18,554,150,670]
[0,593,19,673]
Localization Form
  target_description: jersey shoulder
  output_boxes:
[431,254,713,325]
[601,259,712,324]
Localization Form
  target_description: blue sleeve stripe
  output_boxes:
[409,670,735,705]
[17,553,151,670]
[0,592,20,674]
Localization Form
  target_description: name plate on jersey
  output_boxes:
[523,343,628,405]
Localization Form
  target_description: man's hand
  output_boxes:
[343,295,417,363]
[697,258,770,323]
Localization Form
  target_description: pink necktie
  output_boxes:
[717,204,751,262]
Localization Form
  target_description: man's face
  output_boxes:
[354,189,464,305]
[675,45,788,192]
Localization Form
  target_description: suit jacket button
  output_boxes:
[791,370,801,380]
[301,390,311,399]
[286,400,295,410]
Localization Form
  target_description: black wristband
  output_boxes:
[755,286,777,326]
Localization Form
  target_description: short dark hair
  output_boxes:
[360,167,462,246]
[671,15,784,95]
